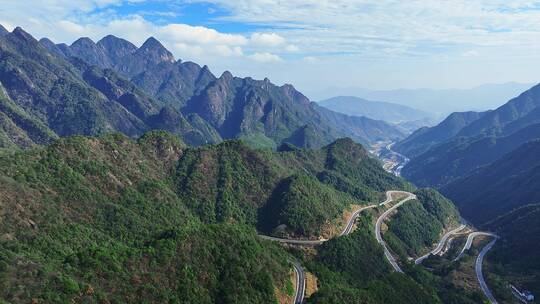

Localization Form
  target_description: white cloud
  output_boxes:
[248,52,282,63]
[160,24,247,45]
[1,1,540,92]
[101,17,154,45]
[56,20,87,35]
[195,0,540,55]
[172,43,204,57]
[250,32,285,46]
[214,45,244,57]
[285,44,299,52]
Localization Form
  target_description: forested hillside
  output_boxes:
[484,204,540,298]
[393,111,485,158]
[0,131,415,302]
[442,139,540,224]
[0,132,291,302]
[0,128,488,303]
[398,83,540,189]
[384,189,459,258]
[174,137,408,237]
[403,123,540,187]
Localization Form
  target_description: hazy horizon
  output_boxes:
[1,1,540,98]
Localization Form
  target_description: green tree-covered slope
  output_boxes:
[174,137,408,238]
[0,132,292,303]
[484,204,540,297]
[384,189,460,258]
[442,139,540,224]
[0,131,484,303]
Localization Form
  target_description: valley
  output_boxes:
[0,127,502,303]
[0,13,538,304]
[393,79,540,303]
[370,141,410,176]
[262,189,505,304]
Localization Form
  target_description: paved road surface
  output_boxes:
[379,190,412,206]
[415,224,466,264]
[451,231,499,303]
[476,237,499,304]
[257,235,326,245]
[339,204,376,235]
[290,260,306,304]
[264,189,500,304]
[260,190,408,245]
[374,192,417,273]
[454,231,497,261]
[260,190,410,303]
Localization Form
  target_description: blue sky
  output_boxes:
[0,0,539,99]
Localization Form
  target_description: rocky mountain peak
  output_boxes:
[71,37,96,48]
[98,34,123,44]
[69,37,112,68]
[138,37,175,63]
[220,71,234,82]
[98,34,134,47]
[11,27,37,43]
[38,37,66,57]
[0,24,8,36]
[39,37,55,45]
[281,83,310,105]
[97,34,137,61]
[38,37,56,49]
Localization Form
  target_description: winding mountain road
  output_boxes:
[379,190,412,206]
[262,189,502,304]
[374,192,417,273]
[260,191,411,245]
[415,224,466,265]
[375,194,500,303]
[452,231,499,303]
[453,231,498,262]
[262,189,501,304]
[476,237,499,304]
[340,204,377,235]
[258,234,326,246]
[260,190,412,303]
[290,260,306,304]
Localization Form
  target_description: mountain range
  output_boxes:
[397,83,540,188]
[0,23,535,303]
[442,139,540,224]
[392,80,540,297]
[0,130,443,303]
[310,83,534,116]
[317,96,433,125]
[441,139,540,297]
[484,203,540,297]
[0,26,405,150]
[393,111,486,158]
